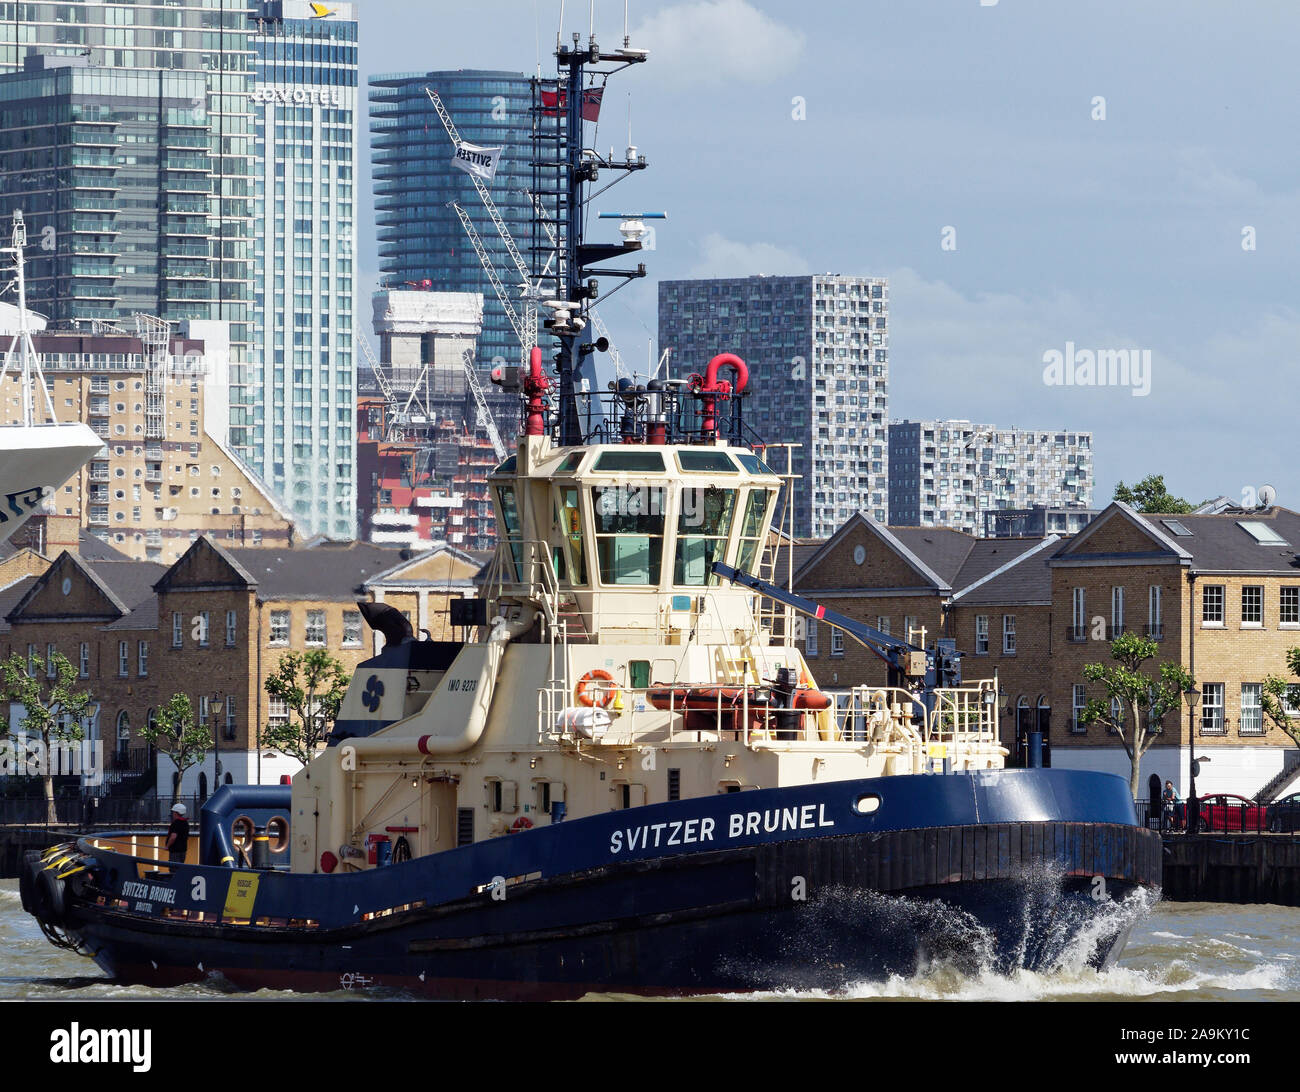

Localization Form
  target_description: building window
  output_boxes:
[343,611,362,647]
[268,696,289,731]
[1241,585,1263,627]
[199,694,209,724]
[197,610,210,647]
[806,618,819,656]
[138,640,148,677]
[226,609,238,647]
[172,611,183,648]
[1147,585,1162,638]
[79,642,89,678]
[224,697,237,742]
[1200,683,1225,734]
[1002,615,1016,654]
[1110,587,1124,638]
[830,627,844,657]
[903,616,916,642]
[1109,696,1123,735]
[875,616,890,636]
[1282,587,1300,627]
[117,641,129,677]
[1071,587,1085,640]
[1072,684,1087,733]
[975,615,989,655]
[26,644,36,677]
[269,610,290,646]
[1240,683,1263,736]
[47,643,57,678]
[306,609,326,646]
[1202,585,1224,626]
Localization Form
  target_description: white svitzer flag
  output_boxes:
[451,141,504,182]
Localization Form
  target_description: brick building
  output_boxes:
[0,322,295,563]
[0,534,485,797]
[792,503,1300,798]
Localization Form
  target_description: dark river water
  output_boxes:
[1,879,1294,1001]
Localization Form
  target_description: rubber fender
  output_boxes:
[37,866,66,925]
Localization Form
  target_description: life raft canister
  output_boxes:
[575,669,619,708]
[510,816,534,833]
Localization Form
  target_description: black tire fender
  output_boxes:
[37,866,67,924]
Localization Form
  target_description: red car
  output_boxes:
[1195,793,1267,832]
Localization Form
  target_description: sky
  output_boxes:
[353,0,1300,511]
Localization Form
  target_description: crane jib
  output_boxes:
[709,562,963,692]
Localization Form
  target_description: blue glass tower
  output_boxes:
[369,70,538,398]
[249,0,358,539]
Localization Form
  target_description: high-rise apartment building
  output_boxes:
[0,0,256,475]
[658,275,890,539]
[0,320,294,562]
[248,1,358,539]
[369,69,539,440]
[888,419,1094,534]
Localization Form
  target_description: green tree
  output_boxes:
[1079,632,1195,800]
[137,693,212,806]
[1112,474,1195,514]
[1260,647,1300,746]
[0,651,94,824]
[263,650,349,767]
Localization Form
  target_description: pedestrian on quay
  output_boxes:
[165,803,189,866]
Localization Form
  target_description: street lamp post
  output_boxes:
[1184,685,1201,834]
[211,693,224,794]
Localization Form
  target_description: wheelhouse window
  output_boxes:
[497,484,524,580]
[674,486,735,586]
[556,485,587,585]
[733,488,771,575]
[591,485,665,585]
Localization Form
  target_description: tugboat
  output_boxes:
[20,31,1160,999]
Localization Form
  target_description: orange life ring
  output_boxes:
[510,816,534,833]
[575,669,619,708]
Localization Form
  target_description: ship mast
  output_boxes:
[534,27,649,445]
[0,210,58,428]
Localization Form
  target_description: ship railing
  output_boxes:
[927,679,1001,746]
[538,680,894,749]
[482,537,562,629]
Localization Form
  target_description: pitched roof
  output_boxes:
[227,540,411,601]
[92,560,169,630]
[950,536,1060,605]
[889,527,978,585]
[0,575,37,634]
[1132,507,1300,574]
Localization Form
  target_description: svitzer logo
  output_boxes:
[309,2,336,16]
[251,87,344,106]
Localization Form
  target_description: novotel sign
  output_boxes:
[251,87,345,106]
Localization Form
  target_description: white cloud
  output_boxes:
[631,0,805,86]
[689,232,811,277]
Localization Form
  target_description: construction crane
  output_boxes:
[460,344,505,461]
[425,88,537,351]
[448,202,527,354]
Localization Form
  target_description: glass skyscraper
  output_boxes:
[659,275,891,539]
[369,70,538,403]
[0,0,255,440]
[248,0,357,538]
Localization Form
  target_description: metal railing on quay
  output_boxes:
[0,793,205,829]
[1134,796,1276,834]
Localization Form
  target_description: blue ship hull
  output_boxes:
[23,769,1161,999]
